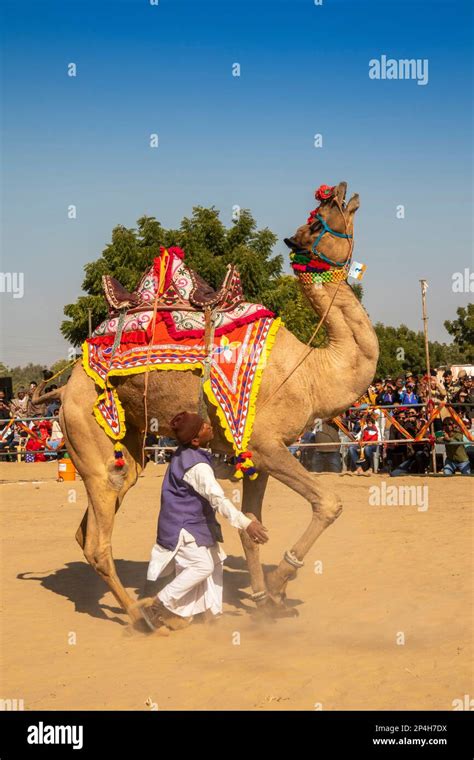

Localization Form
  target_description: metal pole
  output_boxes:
[87,308,92,338]
[420,279,437,473]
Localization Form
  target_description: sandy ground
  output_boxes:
[0,461,472,711]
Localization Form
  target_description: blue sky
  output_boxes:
[1,0,472,366]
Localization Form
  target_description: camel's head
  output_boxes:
[284,182,359,271]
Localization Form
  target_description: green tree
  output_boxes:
[61,208,282,346]
[444,304,474,362]
[374,323,467,378]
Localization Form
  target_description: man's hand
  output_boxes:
[246,520,269,544]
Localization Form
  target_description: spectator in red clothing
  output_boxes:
[25,427,47,462]
[348,414,379,475]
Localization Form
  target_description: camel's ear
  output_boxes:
[346,193,360,214]
[334,181,347,203]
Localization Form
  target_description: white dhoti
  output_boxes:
[146,458,252,619]
[147,528,227,617]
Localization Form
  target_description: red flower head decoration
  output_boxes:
[315,184,335,202]
[306,184,336,225]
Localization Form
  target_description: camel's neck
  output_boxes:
[299,279,379,418]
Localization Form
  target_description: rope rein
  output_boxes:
[141,250,169,468]
[44,357,80,384]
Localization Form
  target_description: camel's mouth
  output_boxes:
[283,237,306,254]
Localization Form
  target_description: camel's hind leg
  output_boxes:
[251,440,343,604]
[75,434,144,622]
[60,370,144,623]
[75,430,143,550]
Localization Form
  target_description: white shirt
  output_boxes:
[146,461,252,582]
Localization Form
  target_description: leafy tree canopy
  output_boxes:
[61,208,282,346]
[444,304,474,363]
[15,204,466,388]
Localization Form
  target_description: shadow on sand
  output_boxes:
[17,555,300,626]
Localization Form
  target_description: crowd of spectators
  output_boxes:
[1,367,473,474]
[0,380,63,462]
[291,368,473,477]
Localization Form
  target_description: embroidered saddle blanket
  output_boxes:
[83,315,281,454]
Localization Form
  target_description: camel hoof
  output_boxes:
[257,599,299,619]
[265,568,297,600]
[128,597,156,627]
[132,597,156,609]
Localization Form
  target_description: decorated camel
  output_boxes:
[34,181,379,623]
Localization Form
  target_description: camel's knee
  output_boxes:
[84,543,115,578]
[312,494,343,526]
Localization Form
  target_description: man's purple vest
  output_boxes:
[157,446,223,551]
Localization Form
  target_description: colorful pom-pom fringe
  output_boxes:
[114,442,125,468]
[234,450,258,480]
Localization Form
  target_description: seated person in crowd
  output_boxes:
[46,409,64,456]
[399,381,419,405]
[460,375,473,402]
[299,429,316,471]
[348,414,379,476]
[312,420,342,473]
[368,378,385,405]
[0,389,11,420]
[45,386,60,417]
[454,389,472,425]
[452,369,467,395]
[10,387,29,418]
[384,407,410,472]
[379,379,397,406]
[27,380,46,418]
[443,369,457,402]
[390,409,431,476]
[393,377,405,403]
[441,418,470,476]
[25,426,47,463]
[0,423,15,461]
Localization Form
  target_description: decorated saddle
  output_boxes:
[83,246,281,472]
[90,246,274,344]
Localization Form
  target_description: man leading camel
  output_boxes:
[140,412,268,632]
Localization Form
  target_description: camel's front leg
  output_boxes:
[252,440,342,604]
[239,473,270,608]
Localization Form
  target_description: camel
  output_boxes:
[34,181,379,624]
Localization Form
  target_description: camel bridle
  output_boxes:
[309,211,353,269]
[254,195,354,417]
